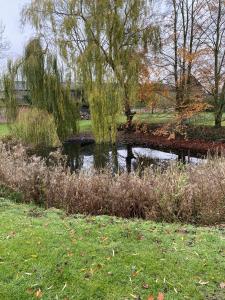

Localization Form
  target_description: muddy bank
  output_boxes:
[117,131,225,156]
[67,130,225,157]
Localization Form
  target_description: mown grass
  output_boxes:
[134,112,225,126]
[78,113,174,133]
[0,124,9,136]
[79,112,225,133]
[0,199,225,300]
[1,112,225,137]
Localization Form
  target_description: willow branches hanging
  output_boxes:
[44,55,79,140]
[23,38,45,109]
[3,60,20,123]
[23,39,79,141]
[23,0,161,143]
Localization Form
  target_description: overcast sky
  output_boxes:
[0,0,33,68]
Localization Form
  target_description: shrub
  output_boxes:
[10,108,60,148]
[0,141,225,225]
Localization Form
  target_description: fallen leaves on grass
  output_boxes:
[198,280,209,285]
[6,231,16,239]
[35,289,43,298]
[148,292,164,300]
[157,293,164,300]
[142,283,149,289]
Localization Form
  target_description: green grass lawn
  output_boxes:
[134,111,225,126]
[0,124,9,137]
[79,119,92,133]
[134,112,174,124]
[1,112,224,138]
[79,112,225,134]
[0,200,225,300]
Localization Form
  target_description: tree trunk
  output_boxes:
[125,103,132,121]
[215,109,223,128]
[125,100,136,129]
[151,105,154,114]
[126,145,135,173]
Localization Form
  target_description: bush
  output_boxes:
[0,141,225,225]
[10,108,60,148]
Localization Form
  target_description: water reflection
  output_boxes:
[63,142,205,172]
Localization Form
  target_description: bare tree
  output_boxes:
[0,22,9,60]
[197,0,225,127]
[154,0,208,110]
[156,0,225,128]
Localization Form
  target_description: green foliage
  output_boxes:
[23,38,45,109]
[44,56,80,140]
[2,60,19,122]
[88,84,122,143]
[22,39,80,141]
[10,108,60,147]
[23,0,161,142]
[2,39,80,142]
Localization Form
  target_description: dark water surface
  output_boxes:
[62,142,205,172]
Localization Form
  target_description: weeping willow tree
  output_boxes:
[44,55,79,140]
[22,0,160,143]
[22,39,79,141]
[3,60,19,122]
[23,38,45,109]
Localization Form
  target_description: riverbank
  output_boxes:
[67,128,225,157]
[1,141,225,224]
[0,198,225,300]
[117,131,225,156]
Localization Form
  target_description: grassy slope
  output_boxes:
[0,200,224,300]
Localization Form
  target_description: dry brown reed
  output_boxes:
[0,141,224,224]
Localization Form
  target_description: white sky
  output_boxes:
[0,0,33,68]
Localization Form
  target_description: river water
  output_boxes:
[63,143,205,172]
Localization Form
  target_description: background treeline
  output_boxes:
[0,0,225,144]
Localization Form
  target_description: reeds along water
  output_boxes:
[0,141,224,225]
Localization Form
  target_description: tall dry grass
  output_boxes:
[0,141,224,224]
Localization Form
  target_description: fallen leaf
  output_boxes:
[130,294,140,299]
[100,236,108,242]
[26,288,33,295]
[198,280,209,285]
[157,292,164,300]
[142,283,149,289]
[6,231,16,239]
[132,271,139,277]
[35,289,43,299]
[137,233,145,240]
